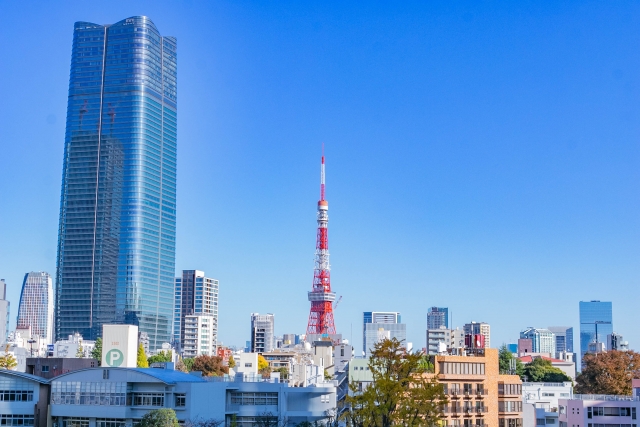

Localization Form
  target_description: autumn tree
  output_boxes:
[258,354,271,378]
[0,345,18,370]
[576,351,640,395]
[136,408,179,427]
[228,355,236,369]
[522,358,571,382]
[343,337,447,427]
[137,344,149,368]
[192,355,228,377]
[76,344,85,358]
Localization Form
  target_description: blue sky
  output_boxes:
[0,1,638,354]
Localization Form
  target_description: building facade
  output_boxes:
[174,270,219,353]
[0,279,9,344]
[522,382,573,427]
[559,395,640,427]
[55,16,178,349]
[427,307,449,330]
[579,301,613,363]
[182,314,216,358]
[520,328,556,355]
[17,272,54,345]
[426,327,465,355]
[251,313,275,353]
[464,322,491,349]
[548,326,574,355]
[363,311,405,357]
[0,370,50,427]
[607,332,629,351]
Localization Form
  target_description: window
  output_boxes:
[103,370,109,379]
[244,363,252,368]
[499,384,523,396]
[61,419,89,427]
[0,390,34,401]
[131,392,164,407]
[175,393,186,408]
[96,420,126,427]
[341,348,345,356]
[546,418,556,424]
[537,419,546,426]
[230,392,278,406]
[0,415,35,426]
[441,362,486,375]
[543,393,555,397]
[51,382,127,406]
[41,365,50,373]
[499,402,523,413]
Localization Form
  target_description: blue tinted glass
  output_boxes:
[55,16,177,349]
[579,301,613,359]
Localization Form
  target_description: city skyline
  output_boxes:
[0,2,639,353]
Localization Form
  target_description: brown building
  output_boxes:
[26,357,97,379]
[429,348,523,427]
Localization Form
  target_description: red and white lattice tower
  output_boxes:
[306,151,337,337]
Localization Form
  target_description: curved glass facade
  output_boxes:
[55,16,177,349]
[17,272,54,344]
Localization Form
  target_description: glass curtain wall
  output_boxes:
[55,16,177,349]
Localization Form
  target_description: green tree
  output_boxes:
[136,408,179,427]
[183,357,195,372]
[0,345,18,370]
[523,358,571,382]
[324,369,332,380]
[148,350,173,365]
[499,344,525,376]
[192,355,228,377]
[275,367,289,380]
[343,337,447,427]
[137,343,149,368]
[576,350,640,395]
[91,337,102,365]
[228,355,236,369]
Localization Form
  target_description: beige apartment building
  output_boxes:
[428,348,523,427]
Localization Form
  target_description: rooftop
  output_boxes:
[570,394,640,402]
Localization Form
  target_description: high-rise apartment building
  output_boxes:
[548,326,573,354]
[426,327,465,355]
[182,314,217,358]
[17,272,54,344]
[173,270,219,354]
[0,280,9,344]
[464,321,491,348]
[363,311,406,357]
[54,16,177,349]
[251,313,275,353]
[579,301,612,362]
[520,327,555,354]
[427,307,449,330]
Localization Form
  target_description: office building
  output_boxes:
[251,313,275,353]
[17,272,54,344]
[174,270,219,353]
[579,301,612,362]
[464,321,491,348]
[426,327,465,355]
[0,279,9,344]
[607,332,629,351]
[427,307,449,330]
[548,326,573,355]
[182,314,217,358]
[520,328,556,355]
[363,311,406,357]
[55,16,178,349]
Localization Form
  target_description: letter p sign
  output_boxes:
[106,349,124,367]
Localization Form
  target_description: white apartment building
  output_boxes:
[182,314,216,358]
[521,328,556,355]
[251,313,275,353]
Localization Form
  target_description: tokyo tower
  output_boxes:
[306,151,337,338]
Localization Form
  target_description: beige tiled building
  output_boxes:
[428,348,523,427]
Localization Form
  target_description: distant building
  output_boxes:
[363,311,406,357]
[522,381,573,427]
[579,301,612,363]
[559,394,640,427]
[606,332,628,351]
[53,333,95,359]
[0,279,9,344]
[518,338,533,356]
[518,354,576,380]
[174,270,219,354]
[427,307,449,330]
[426,327,464,355]
[548,326,573,354]
[17,272,54,345]
[26,357,96,379]
[251,313,275,353]
[464,321,490,348]
[182,314,217,358]
[520,328,556,355]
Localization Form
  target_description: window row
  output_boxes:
[588,407,637,418]
[441,362,486,375]
[0,415,34,427]
[230,392,278,406]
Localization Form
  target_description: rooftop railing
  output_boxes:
[572,394,640,402]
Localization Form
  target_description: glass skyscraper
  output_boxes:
[579,300,612,361]
[55,16,177,350]
[17,272,54,344]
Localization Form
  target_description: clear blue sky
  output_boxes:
[0,1,638,354]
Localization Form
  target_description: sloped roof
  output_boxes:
[518,355,567,364]
[0,369,49,384]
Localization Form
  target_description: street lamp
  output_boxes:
[27,339,37,357]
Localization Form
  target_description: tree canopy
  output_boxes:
[498,344,524,376]
[343,337,447,427]
[136,409,179,427]
[576,350,640,395]
[148,350,173,365]
[137,344,149,368]
[192,355,228,377]
[0,345,18,370]
[91,337,102,365]
[522,358,571,383]
[228,355,236,369]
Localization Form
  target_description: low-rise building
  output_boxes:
[26,357,97,379]
[522,382,573,427]
[0,369,50,427]
[518,355,576,381]
[559,394,640,427]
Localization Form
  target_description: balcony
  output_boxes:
[476,390,487,398]
[448,390,461,398]
[475,407,488,415]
